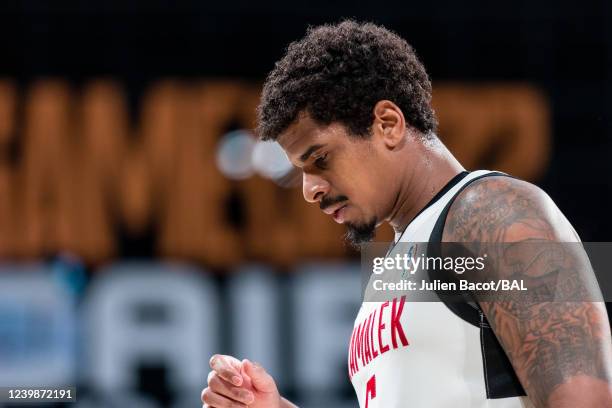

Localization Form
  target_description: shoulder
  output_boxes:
[442,174,579,242]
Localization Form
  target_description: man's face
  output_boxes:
[277,114,397,246]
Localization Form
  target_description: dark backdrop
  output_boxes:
[1,0,611,240]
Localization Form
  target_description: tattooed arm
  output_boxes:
[442,176,612,408]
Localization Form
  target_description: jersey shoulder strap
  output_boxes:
[427,170,527,399]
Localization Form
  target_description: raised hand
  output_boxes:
[202,354,282,408]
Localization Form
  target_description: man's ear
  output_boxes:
[371,100,406,149]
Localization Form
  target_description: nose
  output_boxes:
[302,172,330,203]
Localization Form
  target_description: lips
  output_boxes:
[331,205,348,224]
[322,201,347,215]
[321,202,348,224]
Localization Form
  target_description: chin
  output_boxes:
[344,218,377,250]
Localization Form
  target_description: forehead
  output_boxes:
[277,114,346,163]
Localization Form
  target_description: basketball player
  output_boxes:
[202,21,612,407]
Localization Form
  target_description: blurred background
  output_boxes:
[0,1,611,407]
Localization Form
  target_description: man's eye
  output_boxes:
[314,153,328,169]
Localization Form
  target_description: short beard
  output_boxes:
[344,219,377,250]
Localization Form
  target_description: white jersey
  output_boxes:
[348,170,534,408]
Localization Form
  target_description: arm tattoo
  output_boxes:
[442,176,612,407]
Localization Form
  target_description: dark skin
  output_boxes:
[277,101,464,236]
[203,101,612,407]
[443,177,612,407]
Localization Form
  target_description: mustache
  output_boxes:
[320,195,349,211]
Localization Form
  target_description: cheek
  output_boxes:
[334,149,382,203]
[355,176,392,217]
[343,176,381,212]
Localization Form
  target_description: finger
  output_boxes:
[242,359,276,393]
[239,365,253,391]
[209,374,254,405]
[201,388,248,408]
[208,370,232,385]
[209,354,243,386]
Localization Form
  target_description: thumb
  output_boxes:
[242,359,276,393]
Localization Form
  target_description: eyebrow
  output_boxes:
[299,144,325,163]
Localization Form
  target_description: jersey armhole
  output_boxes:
[427,171,527,399]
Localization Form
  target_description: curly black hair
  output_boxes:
[257,20,437,141]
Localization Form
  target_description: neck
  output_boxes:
[386,136,465,235]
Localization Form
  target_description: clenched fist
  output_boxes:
[202,354,297,408]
